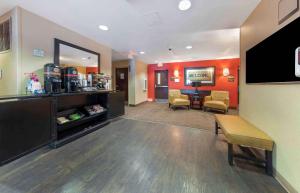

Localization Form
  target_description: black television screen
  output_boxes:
[246,16,300,83]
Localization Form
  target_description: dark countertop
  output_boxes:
[180,89,211,95]
[0,90,114,101]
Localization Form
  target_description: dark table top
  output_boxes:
[0,90,113,101]
[180,89,211,95]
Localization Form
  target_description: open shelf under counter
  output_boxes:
[51,91,111,148]
[57,109,107,132]
[52,117,110,148]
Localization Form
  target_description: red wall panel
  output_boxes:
[86,67,99,74]
[147,58,240,108]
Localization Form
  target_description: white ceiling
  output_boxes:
[0,0,260,64]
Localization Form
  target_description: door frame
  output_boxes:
[154,70,169,100]
[115,67,129,102]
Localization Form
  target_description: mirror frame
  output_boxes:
[54,38,101,74]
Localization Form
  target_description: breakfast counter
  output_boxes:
[0,90,125,165]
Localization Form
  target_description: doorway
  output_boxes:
[155,70,168,100]
[116,68,128,101]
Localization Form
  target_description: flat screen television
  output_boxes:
[246,16,300,83]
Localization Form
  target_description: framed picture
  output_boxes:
[184,67,215,86]
[0,18,11,52]
[278,0,299,24]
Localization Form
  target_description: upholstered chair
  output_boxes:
[203,90,229,113]
[168,89,190,110]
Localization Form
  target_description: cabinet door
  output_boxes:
[0,97,55,165]
[108,92,125,119]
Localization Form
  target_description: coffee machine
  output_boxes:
[44,63,62,93]
[62,67,79,92]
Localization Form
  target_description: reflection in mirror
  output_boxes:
[59,44,99,75]
[59,44,99,90]
[52,39,110,93]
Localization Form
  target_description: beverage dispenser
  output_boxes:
[44,63,62,93]
[63,67,79,92]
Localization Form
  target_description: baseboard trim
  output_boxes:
[128,101,147,107]
[274,168,298,193]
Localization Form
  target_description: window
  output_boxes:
[0,19,11,52]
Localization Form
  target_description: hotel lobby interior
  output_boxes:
[0,0,299,193]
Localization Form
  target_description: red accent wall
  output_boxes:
[147,58,240,108]
[86,67,99,74]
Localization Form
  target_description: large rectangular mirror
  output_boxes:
[53,39,101,91]
[54,38,100,78]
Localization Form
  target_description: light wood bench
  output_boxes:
[215,114,274,175]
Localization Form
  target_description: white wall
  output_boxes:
[240,1,300,192]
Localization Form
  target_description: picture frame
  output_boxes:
[0,18,11,52]
[184,67,215,86]
[278,0,299,24]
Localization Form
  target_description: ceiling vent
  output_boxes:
[143,12,162,27]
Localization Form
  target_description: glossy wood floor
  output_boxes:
[0,119,286,193]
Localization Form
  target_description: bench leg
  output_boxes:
[215,122,219,135]
[228,143,234,166]
[265,150,273,176]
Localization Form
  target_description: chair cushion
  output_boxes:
[204,101,227,110]
[211,91,229,101]
[169,89,181,98]
[215,115,274,151]
[172,98,190,106]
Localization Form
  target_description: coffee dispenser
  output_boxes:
[62,67,79,92]
[44,63,62,93]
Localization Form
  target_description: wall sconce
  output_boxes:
[223,68,230,76]
[174,70,179,77]
[157,62,164,67]
[171,69,180,83]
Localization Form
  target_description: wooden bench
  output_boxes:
[215,114,274,175]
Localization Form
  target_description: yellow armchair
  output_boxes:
[168,89,190,110]
[203,90,229,113]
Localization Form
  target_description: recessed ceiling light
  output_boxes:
[139,51,145,55]
[98,25,109,31]
[186,45,193,49]
[178,0,192,11]
[82,57,87,60]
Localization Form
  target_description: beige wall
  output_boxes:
[0,7,112,95]
[112,59,148,105]
[240,1,300,192]
[19,8,112,93]
[135,60,147,105]
[112,60,129,90]
[128,59,135,105]
[0,8,21,95]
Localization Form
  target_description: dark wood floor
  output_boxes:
[0,119,286,193]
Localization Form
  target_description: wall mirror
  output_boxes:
[54,38,100,76]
